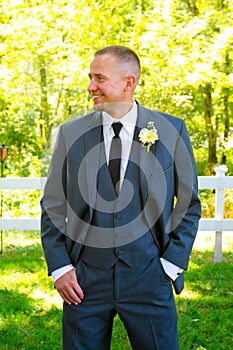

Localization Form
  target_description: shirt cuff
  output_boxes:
[51,264,74,283]
[160,258,183,281]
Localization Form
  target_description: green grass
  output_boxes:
[0,231,232,350]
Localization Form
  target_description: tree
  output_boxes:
[0,0,232,175]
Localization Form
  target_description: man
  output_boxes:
[41,45,201,350]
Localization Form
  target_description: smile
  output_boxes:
[91,94,104,98]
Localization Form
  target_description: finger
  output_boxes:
[59,290,72,305]
[65,287,83,305]
[67,270,84,300]
[73,282,84,300]
[58,287,82,305]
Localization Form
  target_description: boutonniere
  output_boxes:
[138,121,159,153]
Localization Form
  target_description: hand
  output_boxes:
[54,268,84,305]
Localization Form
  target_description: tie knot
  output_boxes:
[112,122,122,138]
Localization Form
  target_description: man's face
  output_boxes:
[88,54,129,114]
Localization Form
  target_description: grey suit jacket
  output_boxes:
[41,103,201,294]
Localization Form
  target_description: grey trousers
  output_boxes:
[62,254,179,350]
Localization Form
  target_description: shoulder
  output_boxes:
[156,111,184,127]
[139,104,184,125]
[61,111,98,130]
[59,111,100,135]
[55,111,101,148]
[137,104,185,134]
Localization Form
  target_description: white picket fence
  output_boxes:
[0,165,232,261]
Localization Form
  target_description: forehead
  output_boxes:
[89,54,122,74]
[90,54,116,66]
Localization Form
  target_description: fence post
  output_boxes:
[214,164,228,262]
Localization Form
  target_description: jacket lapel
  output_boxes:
[136,105,157,205]
[85,112,103,218]
[116,105,156,210]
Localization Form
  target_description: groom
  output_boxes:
[41,45,201,350]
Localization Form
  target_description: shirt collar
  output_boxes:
[102,101,137,135]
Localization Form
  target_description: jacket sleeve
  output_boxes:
[161,120,201,270]
[40,125,72,275]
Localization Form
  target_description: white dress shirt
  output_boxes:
[52,102,183,282]
[102,101,137,190]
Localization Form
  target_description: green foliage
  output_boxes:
[199,190,215,218]
[0,0,233,175]
[0,231,232,349]
[2,190,41,218]
[198,186,232,220]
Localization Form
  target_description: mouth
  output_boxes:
[90,94,104,104]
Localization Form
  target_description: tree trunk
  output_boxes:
[40,65,52,150]
[202,83,218,174]
[221,52,231,164]
[221,91,230,164]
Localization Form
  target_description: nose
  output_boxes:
[88,78,97,92]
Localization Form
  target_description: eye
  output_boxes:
[97,75,105,82]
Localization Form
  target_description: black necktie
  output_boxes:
[108,122,123,192]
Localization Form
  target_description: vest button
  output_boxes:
[116,249,125,257]
[115,213,122,220]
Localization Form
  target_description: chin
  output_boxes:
[93,103,108,112]
[93,102,103,110]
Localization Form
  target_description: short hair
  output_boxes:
[94,45,141,83]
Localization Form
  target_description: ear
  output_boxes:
[124,75,137,92]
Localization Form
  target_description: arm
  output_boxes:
[40,125,71,274]
[161,120,201,270]
[41,126,84,304]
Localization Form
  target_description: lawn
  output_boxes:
[0,230,232,350]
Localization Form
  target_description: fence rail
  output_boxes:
[0,166,233,260]
[0,175,233,232]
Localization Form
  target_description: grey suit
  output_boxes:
[41,103,201,349]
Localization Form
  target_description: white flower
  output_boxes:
[138,121,159,153]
